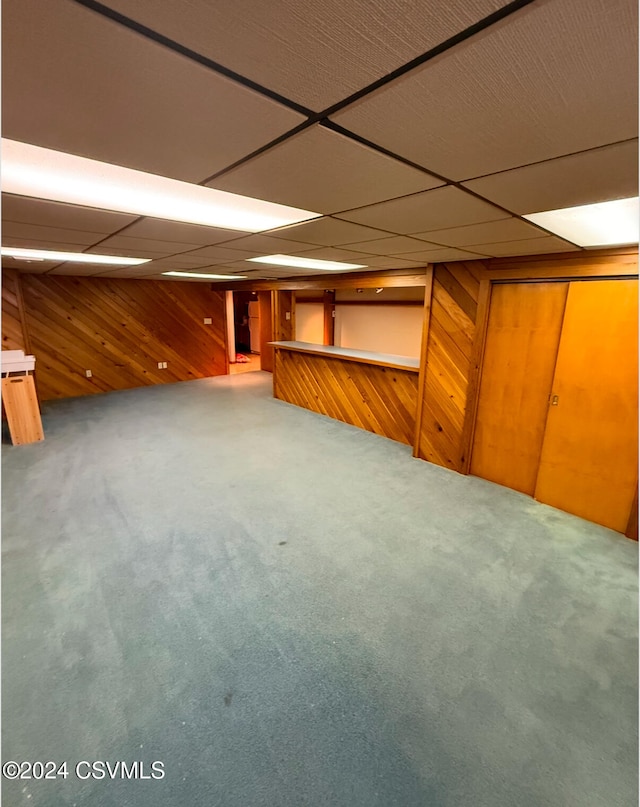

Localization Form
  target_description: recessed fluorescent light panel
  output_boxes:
[2,139,322,232]
[1,247,149,265]
[247,254,367,271]
[524,197,639,247]
[162,271,248,279]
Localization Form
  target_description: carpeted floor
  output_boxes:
[2,372,637,807]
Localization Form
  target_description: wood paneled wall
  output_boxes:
[323,290,335,345]
[16,275,227,401]
[2,268,29,352]
[273,291,295,341]
[258,291,274,372]
[274,348,419,445]
[414,249,638,475]
[414,261,489,471]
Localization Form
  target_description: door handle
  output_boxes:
[549,394,559,406]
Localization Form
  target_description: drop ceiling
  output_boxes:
[1,0,637,281]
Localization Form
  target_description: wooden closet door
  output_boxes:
[470,282,568,494]
[534,279,638,532]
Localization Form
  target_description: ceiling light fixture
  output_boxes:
[162,271,248,280]
[247,254,367,271]
[2,139,322,232]
[523,197,639,247]
[1,247,149,265]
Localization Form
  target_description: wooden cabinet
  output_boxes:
[471,278,638,534]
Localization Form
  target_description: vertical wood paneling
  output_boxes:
[273,290,295,341]
[19,275,228,401]
[2,268,29,352]
[274,349,419,445]
[323,290,335,345]
[412,266,434,457]
[414,260,488,471]
[458,276,491,472]
[258,291,274,371]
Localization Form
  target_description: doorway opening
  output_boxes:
[229,290,262,374]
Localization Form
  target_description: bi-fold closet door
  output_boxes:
[470,278,638,533]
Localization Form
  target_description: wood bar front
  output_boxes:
[272,341,419,445]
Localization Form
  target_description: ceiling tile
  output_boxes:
[339,235,443,254]
[94,235,202,256]
[1,195,138,232]
[179,245,264,263]
[235,267,301,278]
[103,0,511,110]
[142,255,232,269]
[332,0,638,179]
[129,273,213,283]
[3,0,304,182]
[393,247,490,262]
[149,272,244,283]
[92,266,162,278]
[464,236,580,257]
[46,264,113,276]
[270,217,393,245]
[1,257,58,273]
[172,270,252,278]
[209,125,442,213]
[2,236,96,252]
[354,255,428,269]
[413,217,548,247]
[214,234,321,254]
[115,218,250,246]
[336,186,509,233]
[199,261,257,272]
[1,221,106,246]
[89,247,182,260]
[462,140,639,214]
[294,247,378,264]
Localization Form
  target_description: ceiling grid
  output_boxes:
[1,0,637,279]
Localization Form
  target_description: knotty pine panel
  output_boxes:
[273,290,295,341]
[258,291,274,372]
[415,261,488,471]
[274,348,418,445]
[2,268,28,352]
[20,275,228,401]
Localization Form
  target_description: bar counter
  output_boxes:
[271,341,419,445]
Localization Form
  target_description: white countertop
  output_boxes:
[269,341,420,371]
[1,349,36,374]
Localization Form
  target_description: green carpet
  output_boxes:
[2,372,637,806]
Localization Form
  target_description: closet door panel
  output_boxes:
[535,279,638,532]
[470,282,568,494]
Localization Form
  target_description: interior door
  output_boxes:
[258,291,273,372]
[470,282,568,494]
[534,279,638,532]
